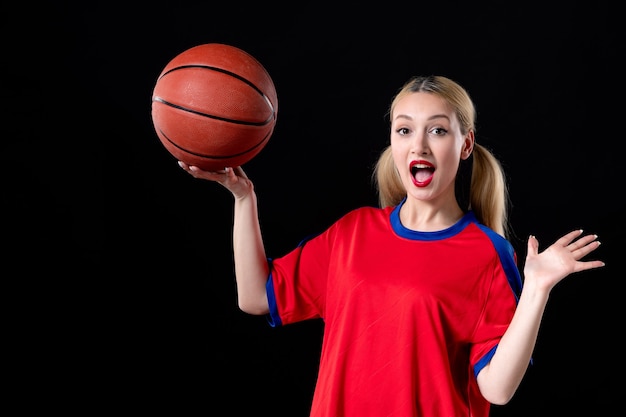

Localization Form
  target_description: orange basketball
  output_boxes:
[151,43,278,171]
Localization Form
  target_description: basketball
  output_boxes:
[151,43,278,171]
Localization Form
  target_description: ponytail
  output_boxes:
[373,146,404,209]
[470,144,510,238]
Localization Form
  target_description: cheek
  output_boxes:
[442,148,460,164]
[390,136,409,153]
[430,146,462,175]
[439,142,463,161]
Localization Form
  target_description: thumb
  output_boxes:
[527,235,539,257]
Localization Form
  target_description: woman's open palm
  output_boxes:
[523,230,605,292]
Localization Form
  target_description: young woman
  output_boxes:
[178,75,604,417]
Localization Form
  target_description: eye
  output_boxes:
[396,127,410,136]
[431,127,448,136]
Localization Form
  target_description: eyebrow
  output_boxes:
[393,114,451,122]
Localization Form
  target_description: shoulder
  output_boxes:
[337,205,390,223]
[462,212,515,257]
[322,205,390,236]
[297,205,387,246]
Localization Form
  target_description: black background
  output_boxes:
[7,2,623,415]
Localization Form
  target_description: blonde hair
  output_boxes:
[373,75,510,238]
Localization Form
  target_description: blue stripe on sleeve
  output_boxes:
[265,258,282,327]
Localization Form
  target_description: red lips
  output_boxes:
[410,160,434,187]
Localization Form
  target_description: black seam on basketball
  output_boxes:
[152,96,275,126]
[157,127,271,159]
[158,64,276,118]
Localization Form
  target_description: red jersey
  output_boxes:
[266,201,522,417]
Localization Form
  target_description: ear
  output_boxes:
[461,130,475,160]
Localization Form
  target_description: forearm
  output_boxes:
[232,191,270,315]
[477,280,549,404]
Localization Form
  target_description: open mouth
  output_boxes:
[410,162,434,186]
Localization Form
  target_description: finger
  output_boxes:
[568,233,599,250]
[574,259,606,272]
[572,239,602,260]
[233,166,248,179]
[555,229,584,247]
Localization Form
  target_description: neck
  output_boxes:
[399,198,464,232]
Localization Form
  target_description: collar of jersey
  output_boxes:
[390,198,476,241]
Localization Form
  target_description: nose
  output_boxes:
[411,132,430,155]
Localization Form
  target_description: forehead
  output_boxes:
[392,92,454,121]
